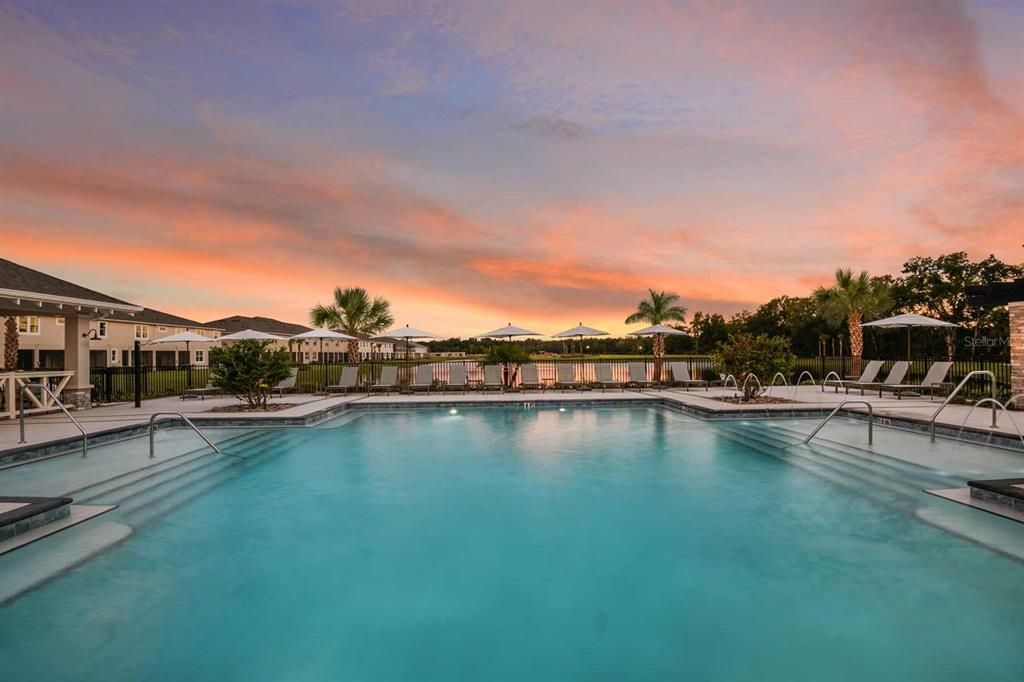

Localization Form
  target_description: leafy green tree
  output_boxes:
[892,253,1022,358]
[713,334,795,401]
[625,289,687,377]
[689,311,729,353]
[209,339,292,409]
[479,343,531,386]
[311,287,394,362]
[813,268,891,374]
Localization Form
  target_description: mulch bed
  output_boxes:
[708,395,796,405]
[209,403,296,413]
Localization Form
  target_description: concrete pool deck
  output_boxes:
[0,385,1020,459]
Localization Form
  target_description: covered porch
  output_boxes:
[0,258,143,415]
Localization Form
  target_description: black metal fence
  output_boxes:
[89,354,1011,403]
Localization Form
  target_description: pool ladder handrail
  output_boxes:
[18,382,89,457]
[803,400,874,446]
[148,412,221,458]
[928,370,996,442]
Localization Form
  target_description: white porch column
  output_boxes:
[63,315,93,409]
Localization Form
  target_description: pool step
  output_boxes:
[736,421,963,490]
[117,429,320,528]
[68,429,273,504]
[712,424,925,511]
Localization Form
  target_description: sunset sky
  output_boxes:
[1,0,1022,336]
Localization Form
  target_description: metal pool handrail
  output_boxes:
[18,382,89,457]
[803,400,874,446]
[148,412,221,458]
[928,371,996,442]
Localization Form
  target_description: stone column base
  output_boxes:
[1010,302,1024,409]
[62,388,92,410]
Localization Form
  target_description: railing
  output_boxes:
[803,400,874,446]
[1,370,74,419]
[18,383,89,457]
[148,412,221,459]
[929,371,997,442]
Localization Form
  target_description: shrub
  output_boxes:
[713,334,795,401]
[478,344,531,386]
[209,339,292,409]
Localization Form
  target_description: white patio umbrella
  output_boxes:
[290,328,356,362]
[374,324,440,360]
[146,331,217,389]
[862,313,960,360]
[217,329,287,341]
[627,324,687,337]
[552,323,608,354]
[477,323,542,341]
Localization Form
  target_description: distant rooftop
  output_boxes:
[204,315,311,336]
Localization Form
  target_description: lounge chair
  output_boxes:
[270,368,299,397]
[182,380,218,400]
[839,360,883,394]
[594,363,622,392]
[554,364,582,392]
[327,366,361,394]
[626,362,654,390]
[520,364,544,392]
[371,365,398,394]
[880,361,953,400]
[446,364,468,393]
[410,365,434,393]
[668,362,708,391]
[856,361,909,397]
[482,365,504,392]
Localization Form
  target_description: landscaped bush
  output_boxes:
[209,339,291,409]
[479,344,531,386]
[713,334,795,401]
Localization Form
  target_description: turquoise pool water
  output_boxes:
[2,407,1024,681]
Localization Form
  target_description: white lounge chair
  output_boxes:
[554,363,582,392]
[594,363,622,392]
[857,361,909,397]
[482,365,504,392]
[182,380,218,400]
[410,365,434,393]
[371,365,398,394]
[668,362,707,391]
[520,364,544,392]
[327,366,361,394]
[840,360,883,394]
[627,362,654,390]
[882,361,953,400]
[446,364,468,393]
[270,367,299,397]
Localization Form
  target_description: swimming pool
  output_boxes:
[2,406,1024,680]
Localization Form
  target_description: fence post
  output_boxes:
[133,340,142,407]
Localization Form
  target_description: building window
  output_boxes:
[56,316,65,326]
[158,326,167,332]
[97,321,108,338]
[17,316,40,335]
[194,349,205,364]
[110,349,119,364]
[134,325,150,340]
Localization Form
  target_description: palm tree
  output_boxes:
[3,317,18,370]
[813,268,891,375]
[625,289,687,380]
[311,287,394,363]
